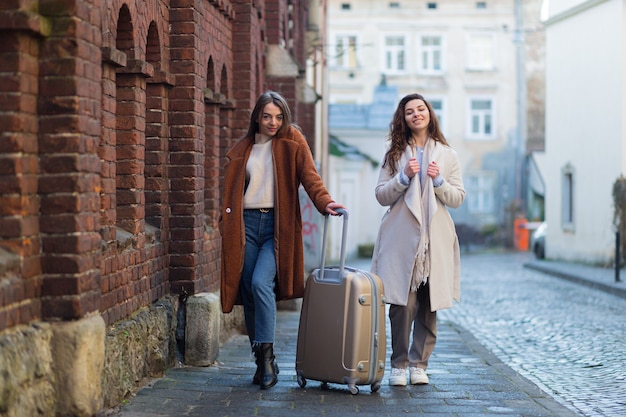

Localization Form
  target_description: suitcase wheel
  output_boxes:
[371,381,381,393]
[348,384,359,395]
[296,371,306,388]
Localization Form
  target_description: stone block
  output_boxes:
[51,314,105,417]
[102,315,145,406]
[185,292,220,366]
[101,297,176,409]
[0,322,55,417]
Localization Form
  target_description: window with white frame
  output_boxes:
[467,97,494,140]
[333,34,359,69]
[466,33,495,70]
[428,97,446,134]
[561,164,575,229]
[383,35,406,73]
[418,35,443,74]
[466,172,496,214]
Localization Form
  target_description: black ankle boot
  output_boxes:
[260,343,278,390]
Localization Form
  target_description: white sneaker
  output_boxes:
[409,367,429,385]
[389,367,407,386]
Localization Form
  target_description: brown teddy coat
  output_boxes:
[220,125,334,313]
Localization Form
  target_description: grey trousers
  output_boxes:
[388,284,437,370]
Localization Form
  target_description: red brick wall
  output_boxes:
[0,0,314,331]
[0,13,44,329]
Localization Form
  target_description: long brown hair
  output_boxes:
[382,93,448,175]
[244,91,293,138]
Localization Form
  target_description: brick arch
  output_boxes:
[218,62,231,152]
[99,3,172,326]
[146,21,161,71]
[116,4,134,56]
[99,4,138,245]
[219,63,229,98]
[207,56,216,91]
[145,21,168,231]
[114,4,145,238]
[204,55,220,235]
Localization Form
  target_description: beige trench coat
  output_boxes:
[370,140,465,311]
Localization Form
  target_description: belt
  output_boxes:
[245,208,273,213]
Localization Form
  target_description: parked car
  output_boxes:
[531,222,546,259]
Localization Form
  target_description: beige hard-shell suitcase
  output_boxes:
[295,209,386,394]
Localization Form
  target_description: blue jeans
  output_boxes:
[241,209,277,344]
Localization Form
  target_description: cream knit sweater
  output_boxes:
[243,133,274,209]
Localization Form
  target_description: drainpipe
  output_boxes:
[514,0,526,207]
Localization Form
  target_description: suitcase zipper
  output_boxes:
[363,271,380,385]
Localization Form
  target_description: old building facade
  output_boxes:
[0,0,322,415]
[540,0,625,265]
[324,0,546,253]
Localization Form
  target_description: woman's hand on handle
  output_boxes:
[325,202,346,216]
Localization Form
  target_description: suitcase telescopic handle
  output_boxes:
[319,208,348,281]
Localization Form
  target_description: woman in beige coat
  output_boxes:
[370,93,465,387]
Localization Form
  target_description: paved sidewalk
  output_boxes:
[524,258,626,300]
[113,311,575,417]
[112,256,580,417]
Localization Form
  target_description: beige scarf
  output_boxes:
[408,139,437,291]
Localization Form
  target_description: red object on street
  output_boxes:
[514,217,529,251]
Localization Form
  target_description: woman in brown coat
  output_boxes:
[371,93,465,387]
[220,91,344,389]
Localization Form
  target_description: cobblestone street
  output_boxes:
[111,251,626,417]
[439,251,626,417]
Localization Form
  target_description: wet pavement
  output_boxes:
[111,251,626,417]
